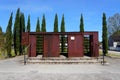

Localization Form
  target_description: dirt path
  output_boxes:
[0,56,120,80]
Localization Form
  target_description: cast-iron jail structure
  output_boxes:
[22,32,99,57]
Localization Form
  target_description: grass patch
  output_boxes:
[106,53,120,58]
[11,49,15,57]
[0,52,7,59]
[0,54,2,59]
[0,49,16,59]
[99,50,103,56]
[99,49,120,58]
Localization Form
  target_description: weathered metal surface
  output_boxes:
[68,34,84,57]
[92,33,99,57]
[28,32,97,35]
[43,35,60,57]
[21,32,99,57]
[28,35,36,57]
[90,35,93,57]
[89,33,99,57]
[21,32,29,45]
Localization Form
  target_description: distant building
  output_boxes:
[108,35,120,51]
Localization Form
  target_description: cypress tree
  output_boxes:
[41,15,46,54]
[13,8,20,55]
[60,14,66,53]
[20,13,25,32]
[61,14,65,32]
[20,13,25,55]
[102,13,108,56]
[36,18,41,54]
[80,14,84,32]
[36,18,40,32]
[0,27,3,48]
[80,14,87,54]
[6,12,13,57]
[0,27,5,56]
[27,15,30,32]
[41,14,46,32]
[54,14,58,32]
[0,27,3,46]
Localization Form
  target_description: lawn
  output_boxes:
[0,49,15,59]
[106,53,120,58]
[99,49,120,58]
[99,50,103,55]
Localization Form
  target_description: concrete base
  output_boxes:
[27,55,102,64]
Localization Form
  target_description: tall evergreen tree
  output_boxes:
[27,15,31,32]
[41,15,46,54]
[0,26,5,56]
[20,13,25,55]
[36,18,40,32]
[0,27,3,46]
[60,14,66,53]
[36,18,41,54]
[20,13,25,32]
[102,13,108,56]
[61,14,65,32]
[0,27,3,48]
[41,14,46,32]
[13,8,21,55]
[80,14,84,32]
[6,12,13,57]
[54,14,58,32]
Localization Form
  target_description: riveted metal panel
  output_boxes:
[68,34,84,57]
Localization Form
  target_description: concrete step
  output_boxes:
[26,58,102,64]
[28,56,99,60]
[27,62,100,64]
[24,55,103,64]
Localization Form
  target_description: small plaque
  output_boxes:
[71,36,75,40]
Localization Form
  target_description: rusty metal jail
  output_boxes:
[22,32,99,58]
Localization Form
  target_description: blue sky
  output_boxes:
[0,0,120,41]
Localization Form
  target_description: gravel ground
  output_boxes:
[0,56,120,80]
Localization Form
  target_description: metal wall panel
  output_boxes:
[89,33,99,57]
[92,33,99,57]
[28,35,36,57]
[43,35,60,57]
[68,34,84,57]
[90,35,93,56]
[22,32,99,58]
